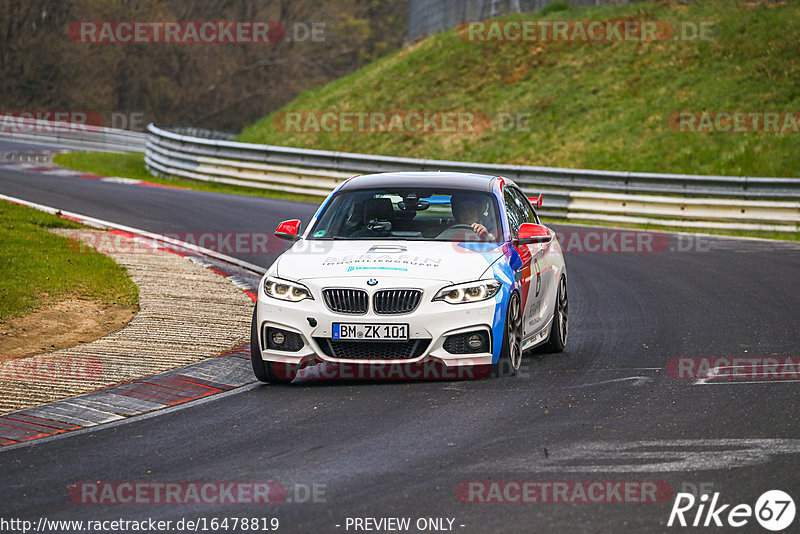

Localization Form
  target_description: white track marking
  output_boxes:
[469,439,800,473]
[570,376,653,388]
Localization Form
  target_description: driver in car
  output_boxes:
[450,193,496,241]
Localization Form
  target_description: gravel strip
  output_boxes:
[0,230,252,414]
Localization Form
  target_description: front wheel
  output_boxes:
[543,276,568,353]
[250,309,296,384]
[492,292,523,377]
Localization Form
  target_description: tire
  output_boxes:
[250,309,296,384]
[543,275,568,353]
[492,292,523,377]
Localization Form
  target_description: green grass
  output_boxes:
[53,151,154,182]
[0,202,139,321]
[52,152,322,203]
[237,0,800,178]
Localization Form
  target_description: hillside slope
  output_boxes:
[238,0,800,178]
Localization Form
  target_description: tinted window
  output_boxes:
[510,187,539,225]
[504,188,525,237]
[309,188,501,242]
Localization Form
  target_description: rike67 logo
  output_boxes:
[668,490,796,531]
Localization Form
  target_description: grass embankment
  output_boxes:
[237,0,800,178]
[52,151,321,202]
[51,1,799,240]
[0,201,138,321]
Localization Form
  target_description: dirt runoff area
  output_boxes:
[0,299,138,361]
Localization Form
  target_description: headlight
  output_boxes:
[433,279,502,304]
[263,276,313,302]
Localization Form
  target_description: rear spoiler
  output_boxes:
[527,193,543,209]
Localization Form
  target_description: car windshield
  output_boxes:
[308,188,502,242]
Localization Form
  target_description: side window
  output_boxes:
[504,189,525,237]
[511,187,539,225]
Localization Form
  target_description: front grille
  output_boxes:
[373,289,423,315]
[322,288,368,315]
[315,338,430,360]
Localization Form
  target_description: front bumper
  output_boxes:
[253,277,499,368]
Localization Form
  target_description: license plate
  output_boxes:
[332,323,408,341]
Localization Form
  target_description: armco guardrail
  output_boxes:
[0,115,145,153]
[145,123,799,232]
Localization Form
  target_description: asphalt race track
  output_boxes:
[2,139,800,532]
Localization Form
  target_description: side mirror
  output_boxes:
[515,223,552,245]
[275,219,302,241]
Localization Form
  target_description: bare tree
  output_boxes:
[0,0,406,131]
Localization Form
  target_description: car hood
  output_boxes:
[275,240,506,284]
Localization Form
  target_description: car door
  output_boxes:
[510,186,557,337]
[506,186,554,339]
[504,187,537,340]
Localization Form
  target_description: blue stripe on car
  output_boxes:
[487,245,521,362]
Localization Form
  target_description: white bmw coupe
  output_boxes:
[251,172,568,382]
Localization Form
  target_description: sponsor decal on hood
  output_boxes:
[276,241,504,282]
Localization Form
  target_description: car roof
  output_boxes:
[339,172,499,193]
